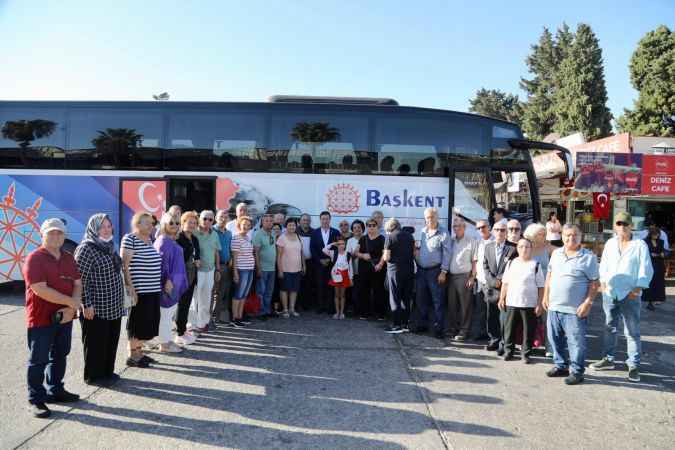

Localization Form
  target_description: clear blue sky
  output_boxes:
[1,0,672,120]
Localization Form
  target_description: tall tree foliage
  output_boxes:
[618,25,675,137]
[468,88,523,124]
[553,24,612,140]
[520,28,560,139]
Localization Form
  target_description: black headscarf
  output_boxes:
[75,213,122,271]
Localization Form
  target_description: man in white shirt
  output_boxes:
[471,219,493,340]
[447,217,478,341]
[226,202,253,240]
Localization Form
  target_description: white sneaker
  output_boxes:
[332,313,340,319]
[339,313,345,320]
[158,343,182,353]
[291,311,300,317]
[175,332,196,346]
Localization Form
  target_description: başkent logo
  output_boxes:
[326,183,360,214]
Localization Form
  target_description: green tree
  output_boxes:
[520,28,558,139]
[290,122,340,143]
[92,128,143,166]
[1,119,56,165]
[618,25,675,136]
[468,88,523,124]
[553,24,612,140]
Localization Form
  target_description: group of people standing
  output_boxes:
[21,202,662,418]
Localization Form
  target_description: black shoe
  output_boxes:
[434,330,445,340]
[126,357,150,368]
[240,319,252,325]
[235,320,246,327]
[106,373,121,385]
[646,302,655,311]
[141,355,156,364]
[496,346,505,357]
[28,402,51,418]
[503,353,515,361]
[486,342,499,351]
[45,390,79,403]
[564,373,584,385]
[546,367,570,377]
[522,355,533,364]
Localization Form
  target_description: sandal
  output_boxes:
[126,357,149,368]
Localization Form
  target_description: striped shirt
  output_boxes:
[231,234,255,270]
[122,233,162,293]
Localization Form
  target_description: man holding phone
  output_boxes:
[23,218,82,418]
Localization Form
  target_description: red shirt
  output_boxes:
[23,247,80,328]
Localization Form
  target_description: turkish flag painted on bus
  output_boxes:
[641,155,675,195]
[592,193,611,220]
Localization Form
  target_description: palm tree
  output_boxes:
[290,122,341,169]
[91,128,143,167]
[290,122,340,143]
[1,120,56,166]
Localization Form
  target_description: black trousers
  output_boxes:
[387,269,413,327]
[176,279,197,335]
[503,306,537,356]
[486,300,503,346]
[299,260,315,311]
[358,265,387,318]
[80,315,121,382]
[315,261,334,313]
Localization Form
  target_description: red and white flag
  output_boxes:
[592,192,611,220]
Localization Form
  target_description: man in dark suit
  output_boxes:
[483,221,517,354]
[310,211,340,314]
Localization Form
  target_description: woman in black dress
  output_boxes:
[643,225,667,311]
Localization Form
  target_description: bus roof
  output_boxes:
[0,99,522,129]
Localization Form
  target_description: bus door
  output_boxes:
[120,178,167,236]
[166,176,216,215]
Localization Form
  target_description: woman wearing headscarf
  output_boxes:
[74,213,125,386]
[154,213,188,353]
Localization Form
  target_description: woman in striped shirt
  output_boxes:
[121,212,162,367]
[231,216,255,327]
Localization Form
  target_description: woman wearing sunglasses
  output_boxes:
[154,213,188,353]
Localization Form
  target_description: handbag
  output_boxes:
[244,285,261,315]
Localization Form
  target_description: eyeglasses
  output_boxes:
[367,223,377,227]
[508,227,521,231]
[202,217,213,222]
[169,221,179,226]
[616,221,631,227]
[494,228,506,232]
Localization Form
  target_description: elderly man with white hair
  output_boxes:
[226,202,253,240]
[412,207,451,340]
[543,224,599,385]
[507,219,522,244]
[448,216,478,341]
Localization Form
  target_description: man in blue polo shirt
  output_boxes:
[213,209,232,326]
[543,224,599,385]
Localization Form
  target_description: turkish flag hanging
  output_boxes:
[592,192,611,219]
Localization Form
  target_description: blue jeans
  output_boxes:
[415,267,445,332]
[547,310,587,375]
[601,295,641,368]
[27,322,73,404]
[256,270,276,315]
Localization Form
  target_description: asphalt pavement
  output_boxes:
[1,285,674,450]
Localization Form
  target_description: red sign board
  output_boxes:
[641,155,675,195]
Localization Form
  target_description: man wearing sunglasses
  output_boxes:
[482,222,516,353]
[506,219,522,244]
[192,211,221,332]
[592,212,653,383]
[253,214,277,318]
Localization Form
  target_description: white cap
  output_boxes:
[40,218,66,235]
[199,210,214,219]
